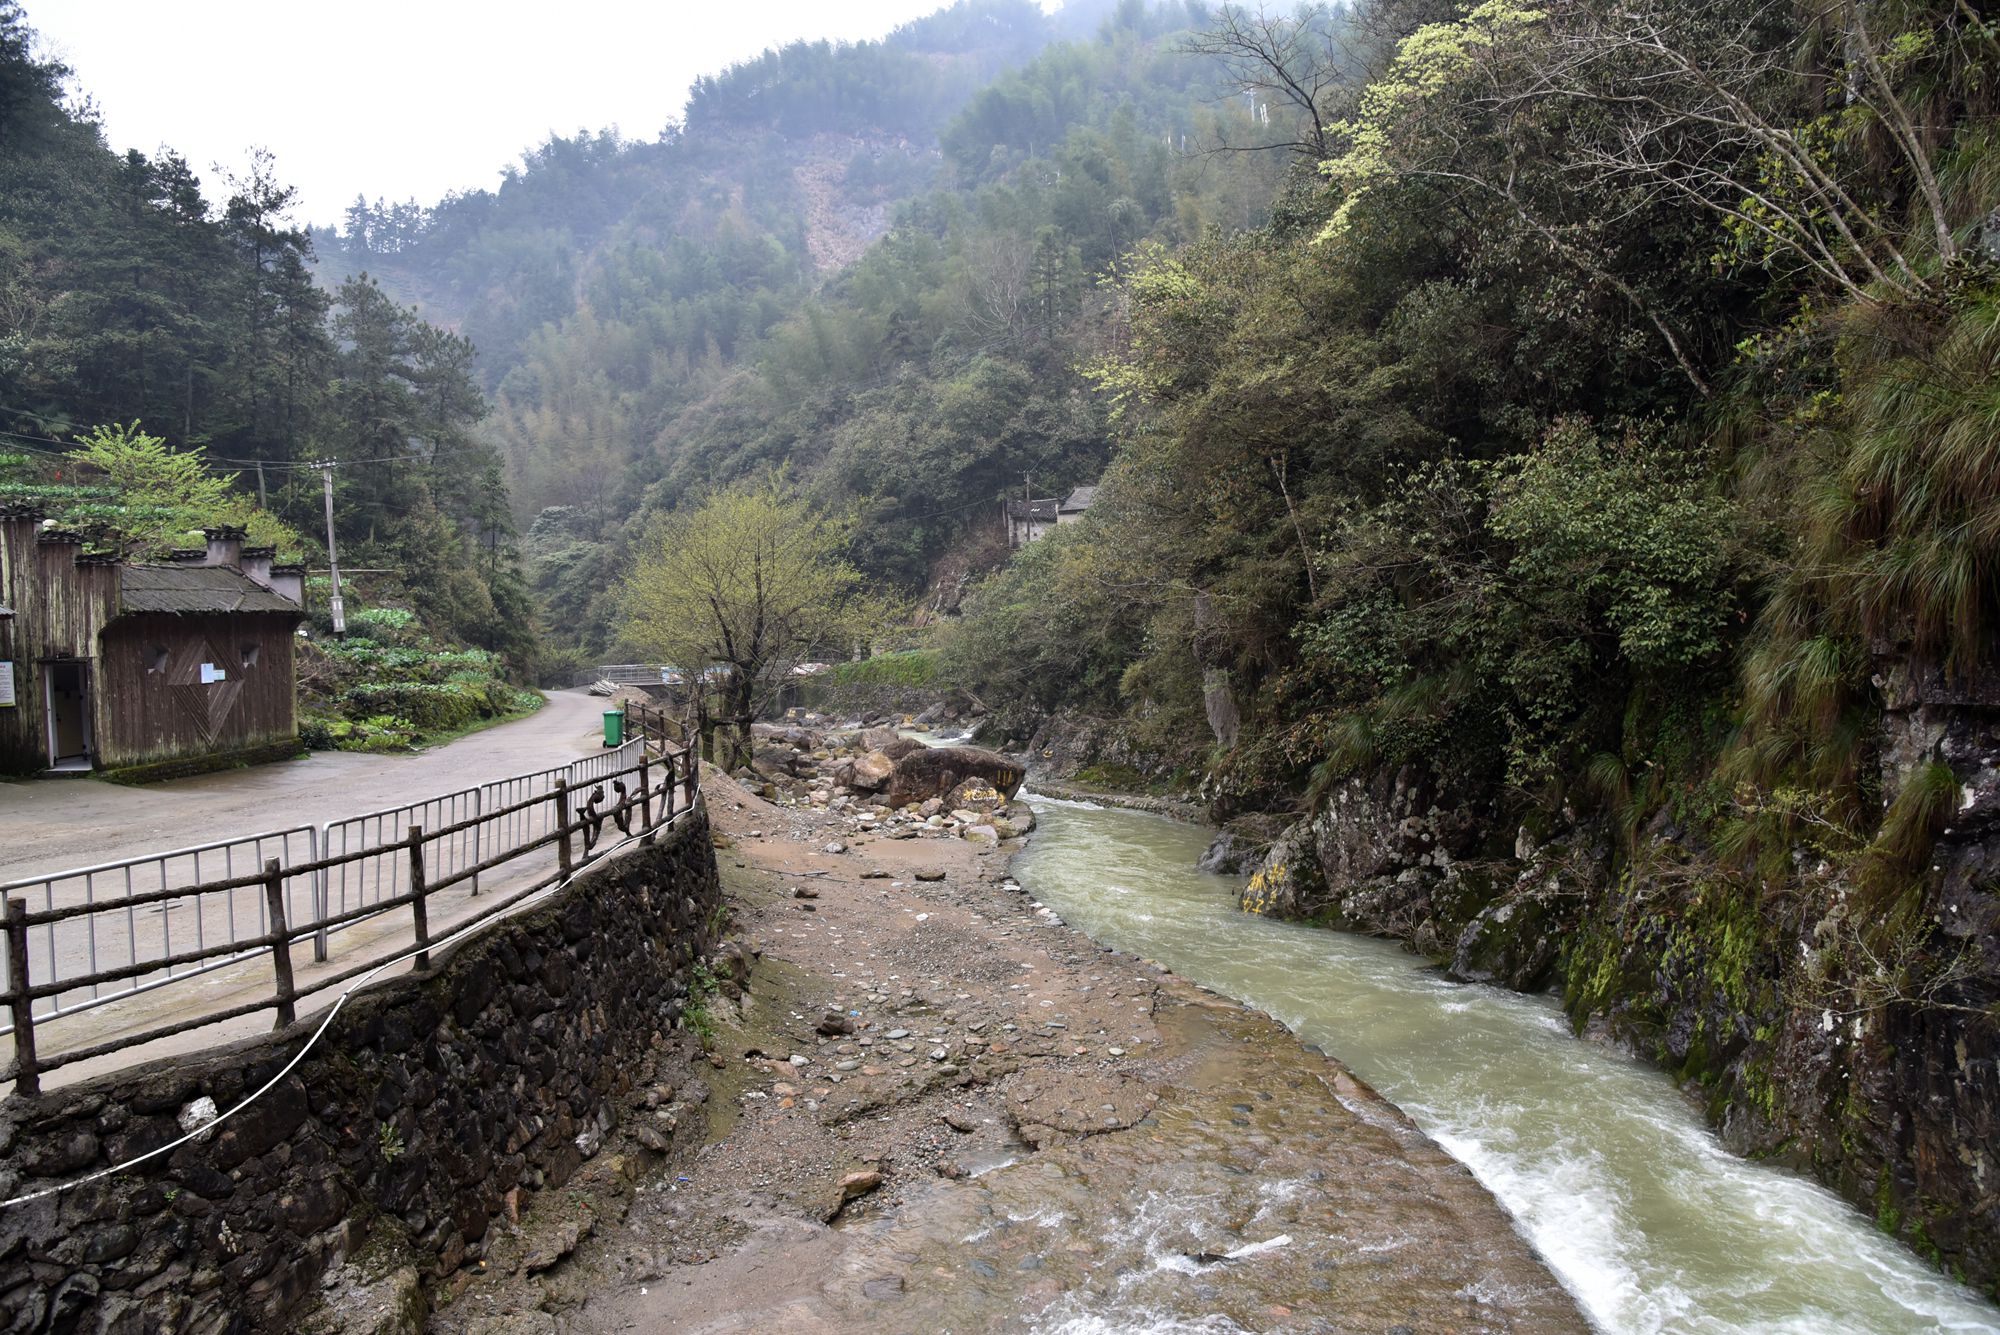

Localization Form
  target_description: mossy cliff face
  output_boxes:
[1239,766,1589,990]
[1241,677,2000,1293]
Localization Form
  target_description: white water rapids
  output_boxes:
[1010,791,2000,1335]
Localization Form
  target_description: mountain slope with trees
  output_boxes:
[313,0,1313,660]
[942,0,2000,1291]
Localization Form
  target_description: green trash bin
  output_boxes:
[603,709,624,747]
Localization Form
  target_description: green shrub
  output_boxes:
[832,648,940,687]
[344,681,485,732]
[347,606,418,639]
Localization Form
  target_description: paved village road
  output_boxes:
[0,690,610,886]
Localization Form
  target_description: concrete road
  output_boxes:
[0,690,611,886]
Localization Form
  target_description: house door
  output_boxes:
[44,660,92,767]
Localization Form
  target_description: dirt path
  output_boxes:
[418,772,1585,1334]
[0,691,608,886]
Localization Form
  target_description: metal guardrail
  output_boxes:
[574,664,671,687]
[315,741,646,954]
[0,827,323,1036]
[0,714,695,1096]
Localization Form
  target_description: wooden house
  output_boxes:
[0,510,306,778]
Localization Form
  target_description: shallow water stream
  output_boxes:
[1011,793,2000,1335]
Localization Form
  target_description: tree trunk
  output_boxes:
[695,694,718,768]
[730,672,756,771]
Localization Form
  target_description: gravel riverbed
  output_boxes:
[415,768,1583,1334]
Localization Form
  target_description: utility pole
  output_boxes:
[313,459,346,635]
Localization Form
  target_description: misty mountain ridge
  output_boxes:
[304,0,1289,656]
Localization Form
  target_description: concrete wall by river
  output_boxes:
[0,806,722,1333]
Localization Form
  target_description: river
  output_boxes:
[1010,791,2000,1335]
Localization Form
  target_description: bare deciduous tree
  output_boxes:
[1500,0,1982,303]
[963,231,1034,339]
[1180,3,1369,160]
[1321,0,1995,394]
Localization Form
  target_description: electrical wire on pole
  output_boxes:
[312,459,346,635]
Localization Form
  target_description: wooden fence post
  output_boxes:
[263,859,297,1029]
[638,754,655,843]
[408,825,432,971]
[555,780,574,877]
[5,898,38,1098]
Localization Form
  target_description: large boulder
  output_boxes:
[752,722,821,750]
[848,750,896,792]
[1239,765,1491,942]
[858,726,903,752]
[1449,890,1564,991]
[750,745,805,782]
[885,746,1025,808]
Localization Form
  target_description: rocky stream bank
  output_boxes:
[1208,657,2000,1297]
[409,762,1585,1334]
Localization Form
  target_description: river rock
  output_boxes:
[1006,1070,1152,1147]
[752,723,820,750]
[751,745,805,780]
[849,750,896,791]
[839,1169,883,1201]
[885,746,1024,808]
[1240,765,1489,951]
[1450,888,1564,991]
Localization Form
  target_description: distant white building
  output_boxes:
[1002,485,1097,549]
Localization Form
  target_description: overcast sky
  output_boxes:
[24,0,980,228]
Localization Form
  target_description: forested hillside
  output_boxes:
[314,0,1306,659]
[0,1,531,664]
[940,0,2000,1290]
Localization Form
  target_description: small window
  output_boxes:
[240,644,260,669]
[146,646,168,674]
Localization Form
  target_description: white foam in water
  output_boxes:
[1432,1129,1692,1334]
[1034,1310,1247,1335]
[1022,789,1108,812]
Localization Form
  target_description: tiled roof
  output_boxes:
[119,565,301,616]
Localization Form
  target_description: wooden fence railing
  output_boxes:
[624,699,690,749]
[1,740,699,1098]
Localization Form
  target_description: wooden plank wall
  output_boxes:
[0,515,116,771]
[95,614,299,769]
[0,514,28,770]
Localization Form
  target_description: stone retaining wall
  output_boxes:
[0,805,721,1334]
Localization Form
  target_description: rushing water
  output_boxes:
[1010,792,2000,1335]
